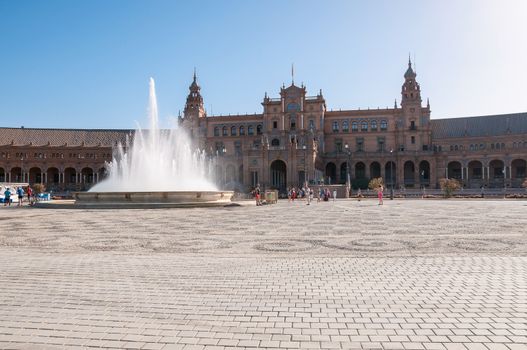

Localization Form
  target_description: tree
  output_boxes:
[32,183,46,195]
[439,178,461,198]
[368,177,384,190]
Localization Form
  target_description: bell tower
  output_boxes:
[182,70,206,143]
[401,57,421,110]
[398,56,431,152]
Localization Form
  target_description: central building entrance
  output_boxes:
[270,160,287,192]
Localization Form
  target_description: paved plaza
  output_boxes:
[0,199,526,349]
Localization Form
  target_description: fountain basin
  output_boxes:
[73,191,234,208]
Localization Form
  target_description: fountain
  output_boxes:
[73,78,233,208]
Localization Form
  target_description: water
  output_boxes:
[90,78,218,192]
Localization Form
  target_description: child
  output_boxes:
[377,185,384,205]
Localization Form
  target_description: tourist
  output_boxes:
[323,188,329,202]
[357,188,363,201]
[254,185,261,206]
[287,187,292,202]
[16,186,24,206]
[3,187,11,206]
[377,185,384,205]
[332,189,337,202]
[27,186,33,206]
[305,186,311,205]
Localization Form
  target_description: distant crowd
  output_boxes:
[1,186,36,207]
[251,183,384,206]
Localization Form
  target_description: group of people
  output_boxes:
[288,186,316,205]
[2,186,35,207]
[251,183,385,206]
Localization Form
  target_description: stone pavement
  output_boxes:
[0,199,525,349]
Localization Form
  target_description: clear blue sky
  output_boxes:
[1,0,526,129]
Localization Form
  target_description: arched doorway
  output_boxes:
[0,167,5,182]
[11,167,22,182]
[354,162,366,179]
[339,162,348,184]
[270,160,287,191]
[385,162,396,186]
[467,160,483,188]
[489,159,505,188]
[403,161,415,187]
[47,167,60,190]
[511,159,526,187]
[29,167,42,184]
[447,161,462,180]
[369,162,381,179]
[325,162,336,184]
[418,161,430,187]
[81,167,94,185]
[64,167,77,187]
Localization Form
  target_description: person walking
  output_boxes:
[377,185,384,205]
[16,186,24,206]
[332,189,337,202]
[254,185,261,206]
[27,186,33,206]
[3,187,12,206]
[357,188,363,202]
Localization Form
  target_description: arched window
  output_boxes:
[248,125,254,135]
[454,145,458,151]
[371,120,377,130]
[222,126,228,136]
[239,126,245,135]
[256,124,262,135]
[380,120,388,130]
[230,126,236,136]
[214,127,219,137]
[290,117,296,130]
[271,138,280,146]
[342,120,349,132]
[470,144,474,151]
[361,121,368,131]
[332,121,339,132]
[351,121,358,131]
[501,142,505,149]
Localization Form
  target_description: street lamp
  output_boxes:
[302,144,307,186]
[390,149,394,200]
[344,143,351,197]
[503,166,506,198]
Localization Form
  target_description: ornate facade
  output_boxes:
[1,60,526,192]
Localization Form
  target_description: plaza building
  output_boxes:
[1,60,526,192]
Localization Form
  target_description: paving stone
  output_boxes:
[0,200,525,349]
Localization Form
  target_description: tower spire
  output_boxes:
[193,67,197,82]
[291,63,294,85]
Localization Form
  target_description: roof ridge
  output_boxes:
[431,111,527,122]
[0,127,134,132]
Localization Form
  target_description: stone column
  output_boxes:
[7,172,10,182]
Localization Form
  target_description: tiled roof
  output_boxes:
[0,127,133,147]
[431,112,527,139]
